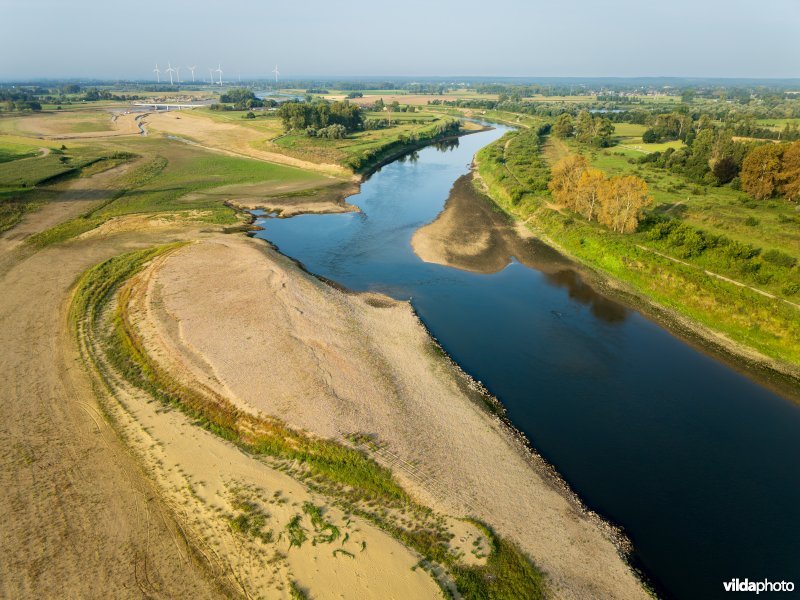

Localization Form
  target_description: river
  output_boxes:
[253,124,800,599]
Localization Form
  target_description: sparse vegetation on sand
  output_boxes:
[70,245,549,599]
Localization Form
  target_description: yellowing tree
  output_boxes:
[598,175,653,233]
[574,168,606,221]
[548,154,588,209]
[741,143,783,200]
[779,141,800,201]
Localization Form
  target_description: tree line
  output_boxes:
[277,99,363,134]
[553,110,615,147]
[548,155,652,233]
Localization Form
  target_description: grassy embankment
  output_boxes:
[277,112,462,172]
[476,120,800,373]
[198,107,463,173]
[70,245,547,599]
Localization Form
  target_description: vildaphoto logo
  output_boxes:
[723,579,795,594]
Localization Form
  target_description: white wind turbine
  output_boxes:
[271,64,279,84]
[188,65,197,83]
[208,67,213,84]
[176,66,181,83]
[216,63,223,85]
[153,63,161,83]
[165,62,175,85]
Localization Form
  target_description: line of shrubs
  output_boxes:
[644,218,799,294]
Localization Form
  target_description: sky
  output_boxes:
[2,0,799,80]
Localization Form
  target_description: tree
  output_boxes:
[779,141,800,201]
[741,143,784,199]
[573,110,614,146]
[574,110,595,143]
[598,175,652,233]
[711,156,739,184]
[574,168,606,221]
[553,114,574,138]
[548,155,588,206]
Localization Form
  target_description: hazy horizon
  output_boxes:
[3,0,799,80]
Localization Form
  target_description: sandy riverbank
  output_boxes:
[124,234,648,599]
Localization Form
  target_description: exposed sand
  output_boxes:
[15,110,142,139]
[193,178,360,217]
[0,158,456,598]
[128,235,648,600]
[412,173,630,323]
[145,110,353,177]
[86,276,448,599]
[0,169,224,597]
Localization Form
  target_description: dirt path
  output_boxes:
[0,182,220,597]
[635,244,800,310]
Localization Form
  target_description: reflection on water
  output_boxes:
[254,124,800,600]
[544,270,628,323]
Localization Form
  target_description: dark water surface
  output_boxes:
[254,126,800,599]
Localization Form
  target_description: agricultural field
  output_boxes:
[754,117,800,131]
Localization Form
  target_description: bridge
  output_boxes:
[131,102,208,110]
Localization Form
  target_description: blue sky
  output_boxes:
[2,0,798,79]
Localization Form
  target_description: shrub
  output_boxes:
[763,249,797,268]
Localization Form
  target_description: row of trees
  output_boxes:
[217,88,275,110]
[548,155,652,233]
[740,141,800,200]
[277,100,363,133]
[553,111,615,147]
[0,89,42,112]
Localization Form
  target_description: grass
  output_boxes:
[285,514,307,549]
[451,522,547,600]
[271,113,460,171]
[71,245,549,599]
[0,138,40,163]
[302,502,340,543]
[28,137,325,247]
[289,581,309,600]
[610,122,685,154]
[0,142,132,233]
[0,145,109,188]
[227,487,273,543]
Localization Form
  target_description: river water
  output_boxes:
[254,125,800,599]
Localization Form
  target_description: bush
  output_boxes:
[782,282,800,296]
[763,249,797,268]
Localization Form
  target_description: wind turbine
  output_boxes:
[153,63,161,83]
[216,63,223,85]
[188,65,196,82]
[176,66,181,83]
[272,64,279,84]
[165,62,175,85]
[208,67,213,84]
